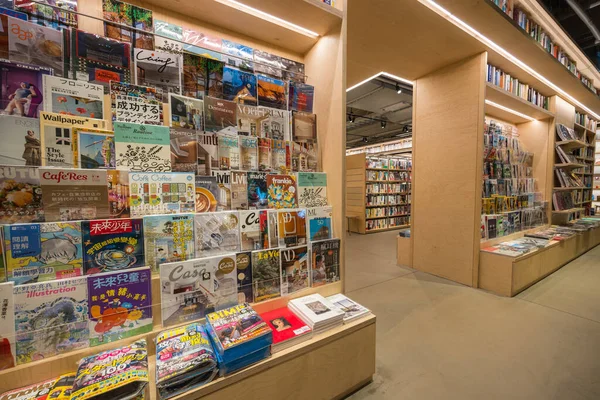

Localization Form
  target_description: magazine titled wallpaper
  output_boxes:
[42,76,105,119]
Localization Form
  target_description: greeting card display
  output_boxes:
[129,172,195,216]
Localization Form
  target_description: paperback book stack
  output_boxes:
[205,303,273,375]
[327,294,371,323]
[260,307,312,353]
[288,294,344,334]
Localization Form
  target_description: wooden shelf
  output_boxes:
[366,224,410,233]
[366,180,409,183]
[555,139,587,150]
[485,82,554,122]
[366,203,410,207]
[365,213,411,220]
[366,192,411,195]
[552,207,585,214]
[553,187,584,191]
[366,168,411,172]
[554,163,586,170]
[575,156,595,162]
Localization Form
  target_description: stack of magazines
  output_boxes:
[155,323,219,400]
[288,294,344,334]
[327,294,371,323]
[260,307,312,353]
[205,304,273,375]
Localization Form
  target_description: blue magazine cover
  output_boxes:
[223,66,257,106]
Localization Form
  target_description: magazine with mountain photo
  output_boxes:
[0,116,41,166]
[0,165,44,224]
[223,66,258,106]
[231,171,248,210]
[134,48,182,96]
[0,282,15,371]
[110,81,163,125]
[311,239,340,287]
[297,172,328,207]
[72,128,115,169]
[115,122,171,172]
[129,172,195,216]
[143,214,195,272]
[194,211,240,258]
[42,75,105,119]
[280,245,309,296]
[170,127,198,172]
[252,249,281,302]
[169,93,203,131]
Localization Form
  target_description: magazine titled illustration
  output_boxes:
[0,59,51,119]
[306,206,333,242]
[160,254,238,328]
[276,209,307,248]
[257,75,287,110]
[0,165,44,224]
[254,49,282,78]
[252,249,281,303]
[73,29,131,86]
[311,238,340,286]
[4,221,83,285]
[13,276,89,365]
[247,171,268,209]
[0,116,41,166]
[204,97,237,133]
[170,127,198,172]
[258,106,289,141]
[102,0,154,50]
[195,175,219,213]
[231,171,248,210]
[82,218,144,275]
[107,170,130,218]
[194,211,240,258]
[223,66,258,106]
[222,39,254,71]
[240,136,258,171]
[169,93,203,131]
[143,214,195,273]
[110,81,163,125]
[236,251,253,303]
[212,170,231,211]
[267,174,298,209]
[115,122,171,172]
[42,75,104,119]
[280,245,309,296]
[129,172,195,216]
[297,172,328,207]
[197,132,219,176]
[289,82,314,113]
[218,132,240,170]
[292,111,317,144]
[72,128,115,169]
[0,282,15,371]
[134,48,182,96]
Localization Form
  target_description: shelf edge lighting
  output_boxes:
[485,100,536,121]
[420,0,600,120]
[214,0,320,38]
[347,72,414,92]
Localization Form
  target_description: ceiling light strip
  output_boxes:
[347,72,414,92]
[214,0,320,38]
[485,100,536,121]
[422,0,600,120]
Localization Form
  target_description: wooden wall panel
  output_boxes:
[412,53,487,287]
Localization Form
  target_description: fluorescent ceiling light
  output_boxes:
[214,0,320,38]
[421,0,600,120]
[485,100,536,121]
[347,72,414,92]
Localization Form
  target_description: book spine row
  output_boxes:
[366,171,411,181]
[365,158,412,170]
[366,205,411,219]
[486,64,549,110]
[366,183,408,194]
[575,112,598,131]
[366,194,411,206]
[482,194,537,215]
[366,216,410,231]
[552,191,576,211]
[481,207,547,240]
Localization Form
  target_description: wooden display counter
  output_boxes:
[479,227,600,297]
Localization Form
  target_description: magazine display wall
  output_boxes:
[0,1,378,399]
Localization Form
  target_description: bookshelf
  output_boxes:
[346,152,412,234]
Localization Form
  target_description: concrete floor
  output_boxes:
[345,230,600,400]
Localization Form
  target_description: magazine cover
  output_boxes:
[204,97,237,133]
[237,104,264,136]
[13,276,89,365]
[4,222,83,285]
[280,245,309,295]
[222,39,253,71]
[154,20,184,54]
[194,211,240,258]
[236,252,253,303]
[195,175,219,213]
[327,294,370,322]
[276,209,307,248]
[297,172,328,207]
[292,111,317,144]
[82,218,144,275]
[266,210,278,249]
[0,165,43,224]
[134,48,182,96]
[14,0,77,29]
[240,136,258,171]
[291,141,318,172]
[129,172,195,216]
[160,254,238,328]
[252,249,281,302]
[271,139,290,174]
[102,0,153,50]
[267,174,298,209]
[231,171,248,210]
[306,206,333,242]
[87,267,152,346]
[182,53,207,99]
[143,214,195,272]
[72,128,115,169]
[0,378,57,400]
[0,59,51,118]
[169,93,203,131]
[254,50,282,78]
[170,127,198,172]
[0,115,41,166]
[239,210,266,251]
[206,59,224,98]
[197,132,219,176]
[257,75,287,110]
[39,168,109,221]
[115,122,171,172]
[182,29,222,60]
[73,29,132,86]
[218,132,240,170]
[212,170,231,211]
[223,66,257,106]
[258,106,289,141]
[110,81,163,125]
[39,111,108,167]
[281,57,305,83]
[311,239,340,287]
[261,307,311,347]
[289,82,314,113]
[247,171,268,209]
[107,170,130,218]
[0,282,15,371]
[258,138,272,171]
[205,303,271,351]
[42,76,104,119]
[70,339,148,400]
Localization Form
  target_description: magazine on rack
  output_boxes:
[311,239,340,287]
[195,175,219,213]
[223,66,258,105]
[134,48,182,96]
[114,122,171,172]
[110,81,163,125]
[275,209,307,248]
[170,127,198,172]
[267,174,298,209]
[212,171,232,211]
[102,0,154,50]
[239,210,265,251]
[236,105,264,136]
[258,106,289,141]
[129,172,195,216]
[248,171,268,209]
[194,211,240,258]
[204,97,237,133]
[71,128,115,169]
[306,206,333,242]
[280,245,310,296]
[0,378,57,400]
[231,171,248,210]
[0,60,51,119]
[169,93,203,131]
[260,306,312,353]
[0,282,15,371]
[0,165,44,224]
[154,20,184,54]
[222,39,254,71]
[143,213,195,272]
[289,82,314,113]
[297,172,328,207]
[252,248,281,303]
[197,132,219,176]
[107,170,130,218]
[0,116,41,167]
[42,76,105,119]
[240,136,259,171]
[236,251,253,303]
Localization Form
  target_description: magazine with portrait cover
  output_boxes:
[258,106,290,141]
[170,127,198,172]
[107,170,130,218]
[236,251,253,303]
[182,53,207,99]
[311,238,340,287]
[257,75,287,110]
[70,339,149,400]
[169,93,203,131]
[42,75,104,119]
[267,174,298,209]
[160,254,238,328]
[114,122,171,172]
[231,171,248,210]
[197,132,219,176]
[155,323,218,399]
[275,209,307,248]
[0,378,57,400]
[223,66,257,106]
[222,39,254,71]
[40,168,110,222]
[129,172,195,216]
[291,141,318,172]
[87,267,153,346]
[297,172,328,208]
[0,59,50,119]
[271,139,290,174]
[143,214,195,272]
[251,249,281,303]
[154,20,184,54]
[204,97,237,133]
[195,175,219,213]
[289,82,314,113]
[326,294,370,323]
[4,221,83,285]
[82,218,144,275]
[218,132,240,170]
[212,170,231,211]
[110,81,163,125]
[0,282,15,371]
[72,128,115,169]
[13,276,89,365]
[280,57,305,83]
[102,0,154,50]
[292,111,318,144]
[73,29,132,87]
[258,138,272,171]
[239,210,266,251]
[0,116,41,166]
[280,245,309,296]
[306,206,333,242]
[0,165,44,224]
[240,136,258,171]
[260,306,311,352]
[194,211,240,258]
[134,48,182,96]
[254,49,282,78]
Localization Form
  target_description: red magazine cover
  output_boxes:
[260,307,311,345]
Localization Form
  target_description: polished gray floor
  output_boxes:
[345,231,600,400]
